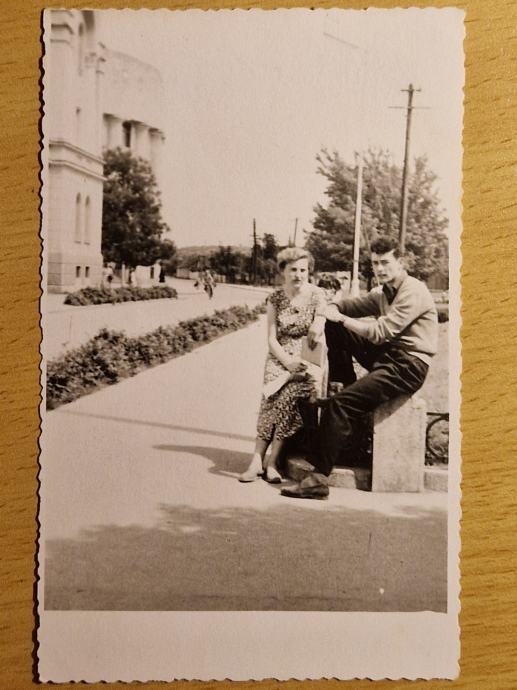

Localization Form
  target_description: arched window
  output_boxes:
[78,24,84,75]
[84,196,91,244]
[75,193,82,243]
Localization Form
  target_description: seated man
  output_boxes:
[282,236,439,500]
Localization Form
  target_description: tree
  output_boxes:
[102,147,176,270]
[306,148,448,281]
[262,233,279,261]
[159,238,179,276]
[209,245,247,283]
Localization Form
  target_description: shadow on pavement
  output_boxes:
[45,501,447,613]
[59,409,255,443]
[155,443,259,478]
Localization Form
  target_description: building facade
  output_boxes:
[45,10,166,293]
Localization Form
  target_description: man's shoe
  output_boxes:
[281,473,329,500]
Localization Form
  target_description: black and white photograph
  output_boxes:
[38,7,463,681]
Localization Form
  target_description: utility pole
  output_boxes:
[252,218,258,285]
[323,31,365,296]
[293,218,298,247]
[351,153,363,297]
[399,84,418,252]
[390,84,428,253]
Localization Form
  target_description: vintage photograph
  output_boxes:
[38,7,463,681]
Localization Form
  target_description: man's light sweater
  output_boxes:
[332,272,439,366]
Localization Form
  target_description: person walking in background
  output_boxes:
[239,247,327,484]
[203,269,215,299]
[281,236,438,500]
[101,262,114,289]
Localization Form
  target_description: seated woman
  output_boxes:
[239,247,327,483]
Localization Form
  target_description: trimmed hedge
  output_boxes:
[64,285,178,306]
[46,303,266,410]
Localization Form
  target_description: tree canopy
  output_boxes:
[178,233,281,285]
[102,148,176,269]
[305,148,448,281]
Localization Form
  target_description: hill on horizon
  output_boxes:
[177,244,252,256]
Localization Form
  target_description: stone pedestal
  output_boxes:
[372,395,427,492]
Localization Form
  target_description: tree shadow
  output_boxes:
[44,501,447,613]
[59,408,255,443]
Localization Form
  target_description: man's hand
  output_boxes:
[324,304,344,323]
[307,320,325,350]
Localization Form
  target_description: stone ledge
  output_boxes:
[287,457,448,493]
[424,467,448,492]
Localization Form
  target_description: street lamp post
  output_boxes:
[351,153,363,297]
[324,32,364,297]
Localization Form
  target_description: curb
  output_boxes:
[287,458,448,493]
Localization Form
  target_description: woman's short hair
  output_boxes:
[276,247,315,272]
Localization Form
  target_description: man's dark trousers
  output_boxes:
[310,321,429,476]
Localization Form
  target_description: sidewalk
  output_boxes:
[42,318,447,612]
[43,278,271,360]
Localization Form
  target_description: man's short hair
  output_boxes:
[370,236,401,258]
[276,247,315,272]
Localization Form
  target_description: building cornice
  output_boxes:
[49,140,104,165]
[49,158,105,182]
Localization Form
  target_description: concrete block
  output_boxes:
[372,395,426,493]
[424,467,448,492]
[329,467,371,491]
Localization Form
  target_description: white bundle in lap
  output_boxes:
[262,337,328,399]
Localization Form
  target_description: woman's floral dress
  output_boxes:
[256,284,327,441]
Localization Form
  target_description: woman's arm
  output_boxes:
[266,300,301,371]
[307,287,328,349]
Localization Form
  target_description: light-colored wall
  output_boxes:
[46,10,167,293]
[102,50,164,132]
[101,49,166,186]
[47,9,105,293]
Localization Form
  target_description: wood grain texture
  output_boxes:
[1,0,516,687]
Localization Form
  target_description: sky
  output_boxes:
[99,8,464,248]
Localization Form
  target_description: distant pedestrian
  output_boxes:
[203,269,215,299]
[101,263,114,289]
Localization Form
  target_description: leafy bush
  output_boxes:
[47,302,267,410]
[64,285,178,306]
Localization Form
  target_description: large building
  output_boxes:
[44,10,166,293]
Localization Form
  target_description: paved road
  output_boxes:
[42,316,448,612]
[43,278,270,360]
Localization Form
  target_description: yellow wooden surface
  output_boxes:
[1,0,516,687]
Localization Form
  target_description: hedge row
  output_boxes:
[64,285,178,306]
[46,303,266,410]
